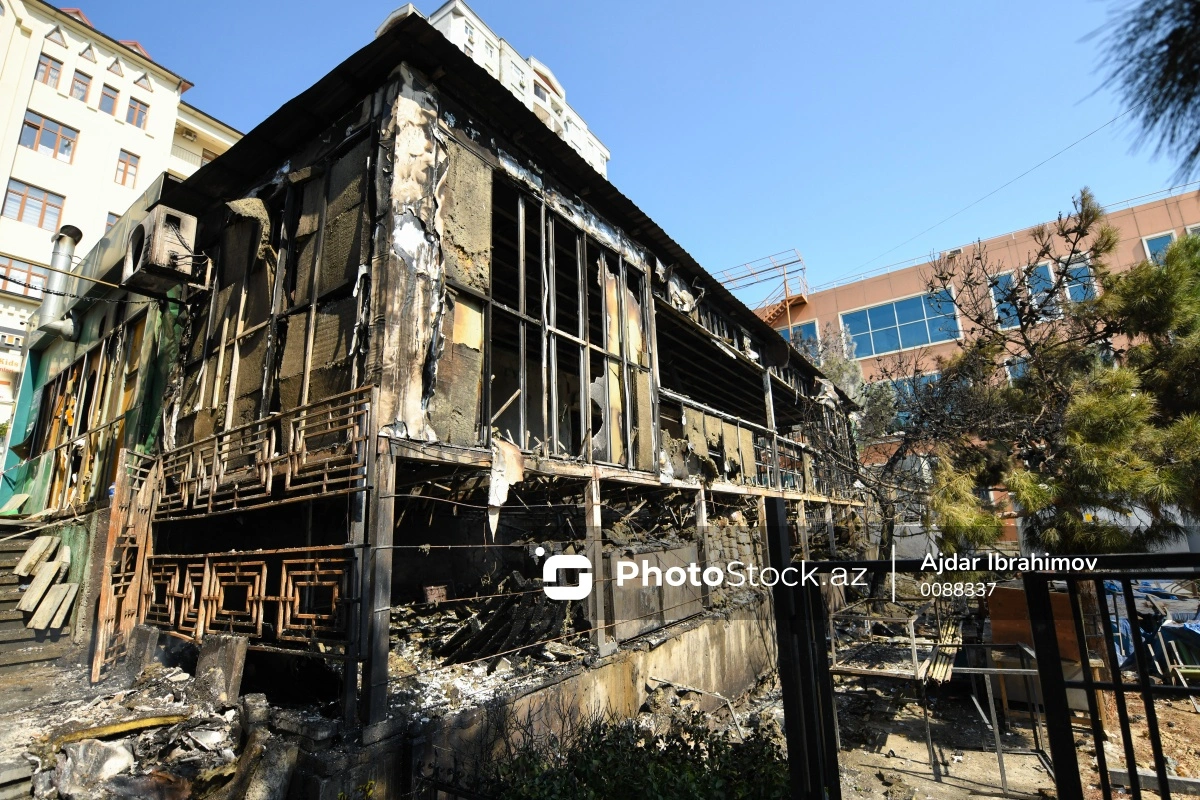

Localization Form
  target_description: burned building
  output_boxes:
[0,6,860,774]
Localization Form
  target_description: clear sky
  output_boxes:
[82,0,1177,306]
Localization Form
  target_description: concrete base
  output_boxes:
[292,595,778,798]
[123,625,160,684]
[195,634,249,707]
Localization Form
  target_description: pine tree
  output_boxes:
[913,189,1200,555]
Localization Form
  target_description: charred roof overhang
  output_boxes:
[160,10,846,406]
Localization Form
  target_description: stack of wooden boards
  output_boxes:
[13,535,77,632]
[924,620,964,683]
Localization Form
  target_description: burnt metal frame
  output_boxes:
[476,176,657,469]
[1024,552,1200,800]
[954,641,1054,794]
[765,497,842,800]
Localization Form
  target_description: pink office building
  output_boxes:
[761,189,1200,382]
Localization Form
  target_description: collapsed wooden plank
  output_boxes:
[0,492,30,516]
[47,714,190,754]
[27,583,72,630]
[16,558,67,613]
[13,536,56,577]
[49,584,78,630]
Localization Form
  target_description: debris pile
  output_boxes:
[10,657,330,799]
[386,589,592,724]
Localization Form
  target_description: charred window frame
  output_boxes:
[174,125,373,447]
[487,177,655,470]
[28,303,146,460]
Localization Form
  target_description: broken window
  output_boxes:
[488,180,548,452]
[19,306,147,509]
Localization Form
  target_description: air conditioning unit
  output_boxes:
[942,248,963,259]
[121,206,204,296]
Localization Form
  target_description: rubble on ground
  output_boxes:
[386,593,592,725]
[0,658,340,800]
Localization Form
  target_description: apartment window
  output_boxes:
[45,26,66,46]
[841,291,959,358]
[883,373,938,428]
[99,84,118,115]
[783,320,820,363]
[782,320,818,342]
[991,273,1020,329]
[1006,357,1029,383]
[126,97,149,129]
[1187,224,1200,238]
[35,54,62,88]
[0,256,49,299]
[534,83,548,101]
[485,42,494,58]
[200,149,218,166]
[70,70,91,102]
[3,180,64,231]
[134,73,152,91]
[19,111,78,163]
[108,58,123,76]
[115,150,139,187]
[1063,262,1095,302]
[79,44,96,62]
[464,21,475,40]
[997,262,1094,327]
[105,212,119,232]
[1143,231,1175,264]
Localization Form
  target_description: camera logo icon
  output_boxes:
[537,547,593,600]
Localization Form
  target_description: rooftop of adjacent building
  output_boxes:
[395,0,610,175]
[5,0,239,135]
[756,181,1200,330]
[810,181,1200,298]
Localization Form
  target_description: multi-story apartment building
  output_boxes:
[764,189,1200,382]
[394,0,611,177]
[0,1,239,424]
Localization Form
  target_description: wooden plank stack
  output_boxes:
[13,535,78,632]
[926,619,964,684]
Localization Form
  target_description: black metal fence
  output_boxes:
[1026,552,1200,800]
[765,496,1200,800]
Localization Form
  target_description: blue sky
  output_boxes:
[84,0,1176,305]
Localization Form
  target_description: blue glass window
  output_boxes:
[1029,264,1058,317]
[1064,263,1095,302]
[1006,357,1029,382]
[842,310,870,337]
[791,321,818,343]
[780,320,820,363]
[840,292,959,358]
[991,273,1020,329]
[1144,233,1175,264]
[888,373,938,428]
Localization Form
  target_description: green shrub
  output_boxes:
[485,711,790,800]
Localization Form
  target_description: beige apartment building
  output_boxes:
[764,188,1200,382]
[0,1,238,424]
[403,0,611,177]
